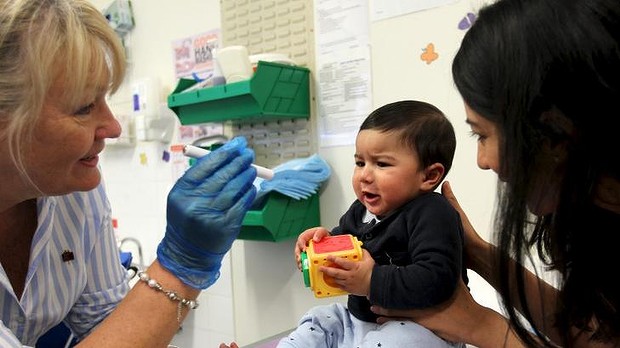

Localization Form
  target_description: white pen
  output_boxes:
[183,144,274,180]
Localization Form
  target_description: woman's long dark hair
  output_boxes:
[452,0,620,346]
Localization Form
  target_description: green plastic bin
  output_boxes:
[167,61,310,124]
[239,192,320,242]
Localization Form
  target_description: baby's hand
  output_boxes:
[294,227,330,270]
[321,249,374,296]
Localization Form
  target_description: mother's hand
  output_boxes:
[441,181,490,269]
[371,280,479,344]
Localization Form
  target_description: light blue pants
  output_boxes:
[277,303,465,348]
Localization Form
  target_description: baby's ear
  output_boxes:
[421,163,445,191]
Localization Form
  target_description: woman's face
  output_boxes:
[464,103,563,215]
[24,80,121,195]
[464,103,502,177]
[352,129,426,217]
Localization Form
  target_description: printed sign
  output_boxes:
[172,29,220,79]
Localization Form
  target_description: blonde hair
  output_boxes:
[0,0,126,176]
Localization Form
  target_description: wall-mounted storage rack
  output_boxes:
[167,61,310,124]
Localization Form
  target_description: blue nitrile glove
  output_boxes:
[157,137,257,289]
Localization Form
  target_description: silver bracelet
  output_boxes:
[137,271,199,324]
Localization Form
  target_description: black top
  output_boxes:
[332,192,469,322]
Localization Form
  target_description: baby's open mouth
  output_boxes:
[363,192,379,199]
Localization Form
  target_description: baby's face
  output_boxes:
[352,129,426,217]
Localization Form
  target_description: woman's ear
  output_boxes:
[540,106,575,139]
[420,163,445,191]
[540,107,571,164]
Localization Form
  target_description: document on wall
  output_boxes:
[371,0,459,22]
[171,29,220,79]
[315,0,372,147]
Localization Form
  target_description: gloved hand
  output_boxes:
[157,136,257,289]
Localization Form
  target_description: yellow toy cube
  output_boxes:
[300,234,363,298]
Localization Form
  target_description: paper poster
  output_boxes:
[172,29,220,79]
[371,0,459,21]
[315,0,372,147]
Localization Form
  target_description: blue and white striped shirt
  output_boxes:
[0,183,130,347]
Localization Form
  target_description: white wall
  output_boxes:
[92,0,502,346]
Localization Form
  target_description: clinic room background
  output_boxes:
[92,0,502,346]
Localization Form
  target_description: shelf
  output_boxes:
[239,192,320,242]
[167,61,310,124]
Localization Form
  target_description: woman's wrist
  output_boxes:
[146,260,201,300]
[78,261,202,346]
[466,237,495,279]
[136,270,199,324]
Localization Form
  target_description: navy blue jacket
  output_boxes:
[332,192,468,322]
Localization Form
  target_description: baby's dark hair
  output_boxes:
[359,100,456,182]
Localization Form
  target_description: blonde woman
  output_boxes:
[0,0,257,346]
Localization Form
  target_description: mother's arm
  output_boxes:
[442,181,561,343]
[372,279,527,347]
[371,181,559,347]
